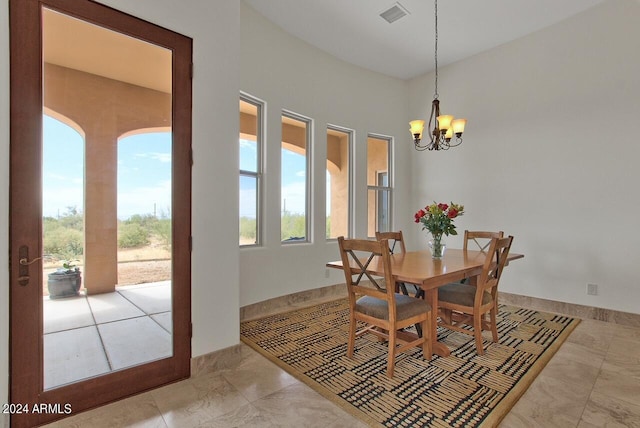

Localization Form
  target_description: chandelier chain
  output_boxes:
[433,0,439,99]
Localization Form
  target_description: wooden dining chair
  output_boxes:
[437,235,514,355]
[338,236,432,377]
[375,231,423,299]
[459,230,504,284]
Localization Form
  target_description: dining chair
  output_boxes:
[375,231,424,299]
[459,230,504,284]
[437,235,514,355]
[338,236,432,377]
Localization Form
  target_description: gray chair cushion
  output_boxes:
[356,294,431,321]
[438,283,492,307]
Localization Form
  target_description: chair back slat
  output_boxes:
[338,236,396,307]
[464,230,504,252]
[375,231,406,255]
[477,236,513,297]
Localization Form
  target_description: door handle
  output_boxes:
[19,257,42,266]
[17,245,40,286]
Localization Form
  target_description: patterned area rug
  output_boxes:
[240,298,580,427]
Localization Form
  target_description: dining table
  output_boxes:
[326,248,524,358]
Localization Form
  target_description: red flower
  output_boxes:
[437,203,448,211]
[414,209,426,222]
[447,208,458,219]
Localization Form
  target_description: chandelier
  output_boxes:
[410,0,467,151]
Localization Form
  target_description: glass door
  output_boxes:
[10,1,192,426]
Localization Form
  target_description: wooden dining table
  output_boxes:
[326,248,524,358]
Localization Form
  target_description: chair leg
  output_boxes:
[441,308,452,325]
[490,306,499,342]
[347,316,356,358]
[386,330,396,378]
[474,313,484,355]
[421,316,432,360]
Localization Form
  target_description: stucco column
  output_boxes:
[84,126,118,294]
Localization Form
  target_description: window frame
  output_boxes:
[366,133,393,238]
[239,92,265,247]
[281,109,313,244]
[326,124,354,240]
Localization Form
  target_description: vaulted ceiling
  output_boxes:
[244,0,606,79]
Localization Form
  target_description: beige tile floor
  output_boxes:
[43,304,640,427]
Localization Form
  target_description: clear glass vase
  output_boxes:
[428,233,446,259]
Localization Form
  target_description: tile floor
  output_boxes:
[42,299,640,427]
[43,281,172,390]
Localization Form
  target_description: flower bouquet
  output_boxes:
[414,202,464,258]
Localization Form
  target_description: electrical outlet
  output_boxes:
[587,283,598,296]
[325,269,330,278]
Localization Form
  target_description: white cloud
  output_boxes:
[240,140,257,150]
[134,152,172,163]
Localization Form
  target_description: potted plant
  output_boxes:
[47,260,82,299]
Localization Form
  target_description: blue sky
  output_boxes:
[239,138,331,218]
[240,138,310,217]
[43,115,171,220]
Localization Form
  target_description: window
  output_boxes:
[281,111,311,243]
[239,94,264,246]
[367,135,392,237]
[326,126,352,239]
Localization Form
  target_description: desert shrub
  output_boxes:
[281,212,306,241]
[239,217,257,241]
[118,222,150,248]
[152,218,172,247]
[44,227,83,259]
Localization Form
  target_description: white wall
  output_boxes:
[407,0,640,314]
[1,0,240,418]
[239,3,411,306]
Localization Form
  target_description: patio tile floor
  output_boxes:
[43,282,172,390]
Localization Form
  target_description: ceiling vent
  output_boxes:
[379,2,410,24]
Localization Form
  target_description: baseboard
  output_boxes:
[239,283,348,322]
[499,291,640,328]
[190,343,244,377]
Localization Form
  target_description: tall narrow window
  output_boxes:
[326,126,352,239]
[239,94,263,246]
[281,111,311,243]
[367,135,392,237]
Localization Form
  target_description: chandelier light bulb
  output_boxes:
[409,120,425,139]
[436,115,453,132]
[444,127,453,141]
[451,118,467,136]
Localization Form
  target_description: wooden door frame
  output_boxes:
[9,0,192,426]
